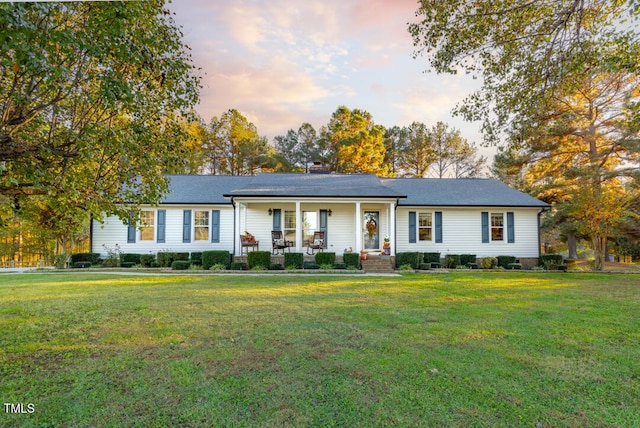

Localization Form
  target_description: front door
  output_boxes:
[364,211,379,249]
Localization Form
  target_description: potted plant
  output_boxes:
[383,237,391,255]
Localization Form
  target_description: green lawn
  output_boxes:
[1,272,638,427]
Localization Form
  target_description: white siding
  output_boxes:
[92,205,234,256]
[396,207,541,258]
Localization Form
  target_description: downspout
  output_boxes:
[231,197,236,256]
[89,214,94,254]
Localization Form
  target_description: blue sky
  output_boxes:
[168,0,488,155]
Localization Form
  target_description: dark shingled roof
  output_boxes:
[159,174,549,208]
[225,173,404,198]
[160,175,253,204]
[381,178,550,207]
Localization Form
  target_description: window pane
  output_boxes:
[419,228,432,241]
[284,211,296,243]
[418,212,432,241]
[194,211,209,241]
[419,213,432,227]
[284,211,296,228]
[140,211,154,241]
[492,227,504,241]
[491,213,504,241]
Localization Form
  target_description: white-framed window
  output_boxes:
[491,213,504,241]
[303,211,317,245]
[418,212,432,241]
[284,210,296,243]
[140,211,155,241]
[194,210,210,241]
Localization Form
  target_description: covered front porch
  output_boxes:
[231,198,398,257]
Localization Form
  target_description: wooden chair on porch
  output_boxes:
[240,233,259,255]
[271,230,293,255]
[306,231,325,255]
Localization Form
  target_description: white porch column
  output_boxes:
[295,201,302,251]
[234,201,242,256]
[389,201,396,255]
[355,201,362,253]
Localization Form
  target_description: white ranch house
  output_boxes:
[91,173,549,266]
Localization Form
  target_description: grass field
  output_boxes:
[1,272,638,427]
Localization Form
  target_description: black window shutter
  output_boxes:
[183,210,191,243]
[435,211,443,243]
[408,211,416,243]
[127,218,136,243]
[272,209,281,231]
[211,210,220,243]
[481,212,489,243]
[157,209,166,243]
[507,212,515,243]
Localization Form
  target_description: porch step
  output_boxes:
[360,256,395,273]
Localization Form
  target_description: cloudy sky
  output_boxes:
[168,0,486,152]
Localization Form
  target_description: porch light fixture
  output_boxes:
[268,208,272,216]
[328,209,332,216]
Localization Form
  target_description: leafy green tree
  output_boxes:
[493,72,640,270]
[383,126,408,176]
[0,2,199,263]
[208,109,272,175]
[395,122,433,177]
[319,106,391,175]
[430,122,486,178]
[409,0,640,143]
[273,124,320,173]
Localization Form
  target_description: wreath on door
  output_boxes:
[366,217,377,238]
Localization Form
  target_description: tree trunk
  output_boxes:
[591,234,607,271]
[567,234,578,259]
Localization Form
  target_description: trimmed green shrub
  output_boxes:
[460,254,477,265]
[157,252,175,268]
[202,250,231,270]
[71,253,101,265]
[120,262,136,268]
[540,254,564,270]
[497,255,517,269]
[343,253,360,269]
[120,253,141,265]
[396,252,420,269]
[230,262,246,270]
[190,252,203,265]
[72,261,92,268]
[140,254,155,268]
[150,261,159,268]
[419,263,431,270]
[304,262,320,269]
[171,260,191,270]
[247,251,271,270]
[284,252,304,269]
[174,252,189,261]
[315,252,336,266]
[443,254,461,269]
[423,252,441,264]
[479,257,498,269]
